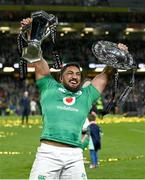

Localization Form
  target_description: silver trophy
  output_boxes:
[21,10,58,63]
[92,40,136,107]
[92,41,136,70]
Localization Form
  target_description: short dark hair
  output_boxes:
[88,114,96,122]
[60,62,81,76]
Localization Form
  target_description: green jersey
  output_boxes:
[36,75,100,148]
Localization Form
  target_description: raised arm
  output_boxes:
[91,43,128,93]
[91,66,116,93]
[28,59,50,80]
[20,18,50,80]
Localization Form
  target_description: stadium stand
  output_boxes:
[0,0,145,116]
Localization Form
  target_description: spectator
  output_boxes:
[88,114,102,168]
[20,91,30,124]
[30,98,37,115]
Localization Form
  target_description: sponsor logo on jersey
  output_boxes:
[63,97,75,105]
[57,105,78,112]
[58,87,66,93]
[75,90,82,96]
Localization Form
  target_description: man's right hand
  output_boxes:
[20,18,32,28]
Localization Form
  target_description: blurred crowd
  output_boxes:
[102,75,145,117]
[0,22,145,117]
[0,35,18,66]
[0,75,40,116]
[0,0,144,8]
[1,11,145,23]
[0,73,145,117]
[0,0,109,6]
[0,33,145,68]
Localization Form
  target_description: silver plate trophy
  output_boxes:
[21,10,58,63]
[92,40,135,70]
[92,40,136,112]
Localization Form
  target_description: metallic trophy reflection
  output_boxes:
[21,10,58,63]
[92,40,135,70]
[92,40,136,108]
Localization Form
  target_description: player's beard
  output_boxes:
[63,83,81,92]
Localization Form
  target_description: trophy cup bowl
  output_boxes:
[22,40,41,63]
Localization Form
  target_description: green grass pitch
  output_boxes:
[0,115,145,179]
